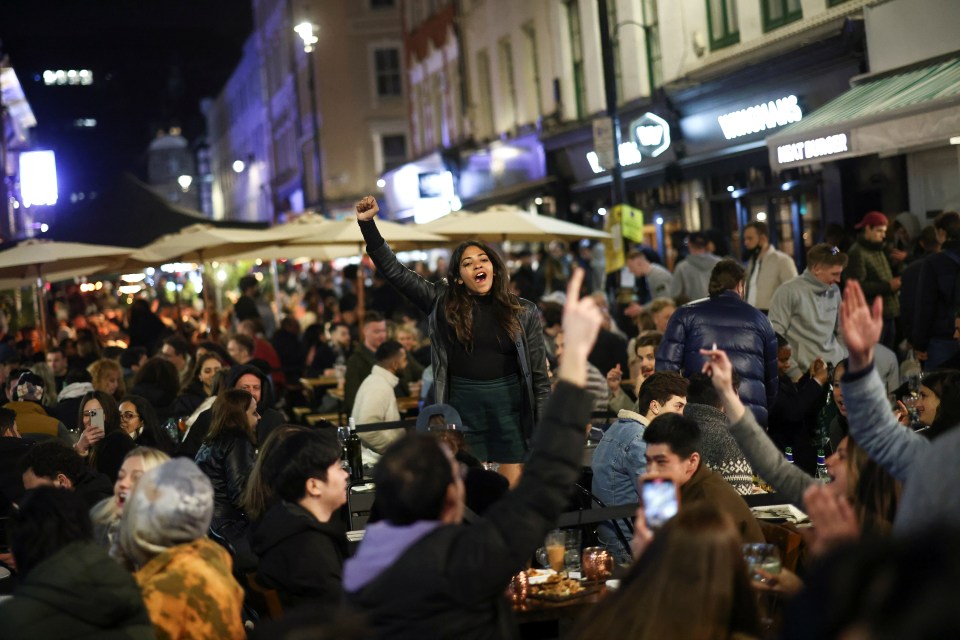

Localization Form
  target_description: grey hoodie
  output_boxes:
[669,253,721,301]
[768,270,847,377]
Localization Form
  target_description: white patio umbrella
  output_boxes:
[126,223,307,268]
[420,205,610,243]
[0,239,135,341]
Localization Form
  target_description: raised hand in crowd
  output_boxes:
[699,345,746,423]
[558,268,604,387]
[809,357,829,385]
[839,279,883,373]
[605,363,623,396]
[355,195,379,221]
[802,483,859,558]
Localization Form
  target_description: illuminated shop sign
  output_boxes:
[776,133,849,165]
[585,112,671,174]
[717,95,803,140]
[19,150,59,207]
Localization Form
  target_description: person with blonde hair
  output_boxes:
[88,358,125,401]
[90,446,170,555]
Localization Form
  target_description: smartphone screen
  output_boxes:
[90,409,105,430]
[642,478,678,529]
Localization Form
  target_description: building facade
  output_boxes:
[209,0,409,222]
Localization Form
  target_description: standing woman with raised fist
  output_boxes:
[355,196,550,485]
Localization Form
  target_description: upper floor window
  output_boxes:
[707,0,740,49]
[761,0,802,31]
[370,0,395,9]
[374,48,403,97]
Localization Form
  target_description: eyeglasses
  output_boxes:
[119,412,140,422]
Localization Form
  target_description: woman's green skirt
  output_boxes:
[448,374,526,463]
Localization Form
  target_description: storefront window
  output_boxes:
[707,0,740,50]
[761,0,802,32]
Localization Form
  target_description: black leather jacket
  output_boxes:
[194,430,256,524]
[367,238,551,438]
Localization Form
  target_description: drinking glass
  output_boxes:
[563,529,582,573]
[582,547,613,582]
[543,530,565,572]
[742,543,781,582]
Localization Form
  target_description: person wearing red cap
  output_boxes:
[846,211,900,348]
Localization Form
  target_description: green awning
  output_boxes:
[768,55,960,169]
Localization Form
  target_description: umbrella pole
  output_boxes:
[199,264,220,343]
[35,276,49,350]
[270,259,282,327]
[356,247,365,325]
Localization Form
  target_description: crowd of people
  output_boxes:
[0,200,958,639]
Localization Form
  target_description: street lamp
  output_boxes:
[295,20,325,215]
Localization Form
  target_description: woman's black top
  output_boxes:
[440,295,519,381]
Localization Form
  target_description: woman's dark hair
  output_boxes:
[373,434,454,525]
[206,388,256,444]
[77,390,121,436]
[132,356,180,400]
[241,424,308,520]
[568,504,759,640]
[444,241,521,347]
[118,394,175,455]
[181,352,228,396]
[11,486,94,578]
[919,369,960,439]
[197,340,234,366]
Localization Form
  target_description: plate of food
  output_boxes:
[527,574,599,601]
[525,568,557,585]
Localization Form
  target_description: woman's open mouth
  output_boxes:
[474,271,488,284]
[117,491,129,507]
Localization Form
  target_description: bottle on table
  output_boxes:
[815,449,831,483]
[346,417,364,482]
[784,447,795,464]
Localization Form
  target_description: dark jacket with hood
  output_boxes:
[912,240,960,350]
[0,540,154,640]
[360,220,550,439]
[179,364,284,459]
[251,501,347,610]
[658,291,778,426]
[343,381,591,640]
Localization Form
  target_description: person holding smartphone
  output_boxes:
[640,413,764,544]
[73,391,121,478]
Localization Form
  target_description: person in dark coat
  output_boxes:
[356,196,551,486]
[0,407,31,509]
[194,389,259,565]
[0,487,154,639]
[342,269,599,640]
[126,298,170,354]
[129,357,180,423]
[657,259,778,426]
[912,211,960,370]
[179,364,284,459]
[251,429,349,610]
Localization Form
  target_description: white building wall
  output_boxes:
[657,0,871,83]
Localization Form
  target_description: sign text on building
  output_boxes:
[777,133,849,165]
[718,95,803,140]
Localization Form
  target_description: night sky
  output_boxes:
[0,0,252,194]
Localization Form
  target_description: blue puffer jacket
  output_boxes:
[656,291,778,426]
